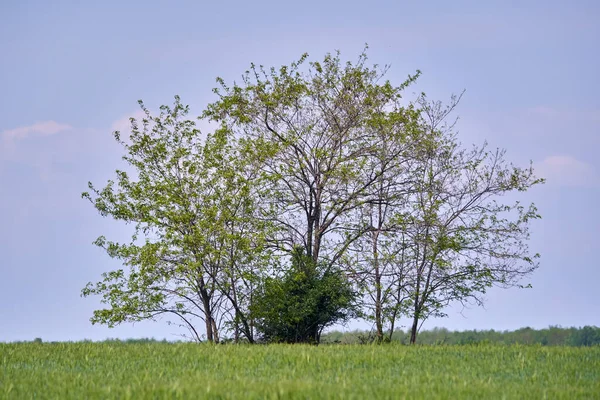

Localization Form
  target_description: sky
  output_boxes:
[1,0,598,342]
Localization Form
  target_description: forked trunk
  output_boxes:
[200,290,217,343]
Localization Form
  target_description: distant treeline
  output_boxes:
[321,326,600,346]
[19,326,599,346]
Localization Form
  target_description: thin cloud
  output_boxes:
[2,121,72,143]
[536,155,598,188]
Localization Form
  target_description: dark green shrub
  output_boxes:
[252,247,358,344]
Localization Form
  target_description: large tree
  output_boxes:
[203,48,422,273]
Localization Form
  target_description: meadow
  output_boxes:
[1,342,599,399]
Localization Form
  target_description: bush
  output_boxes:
[252,247,358,344]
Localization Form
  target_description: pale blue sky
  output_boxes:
[1,0,598,342]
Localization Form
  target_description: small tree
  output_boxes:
[82,97,268,343]
[399,95,543,344]
[251,247,358,344]
[344,122,423,343]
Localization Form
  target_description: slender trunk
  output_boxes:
[388,317,396,342]
[410,313,419,344]
[230,274,240,343]
[307,215,314,260]
[312,232,321,266]
[239,316,254,344]
[375,288,383,342]
[373,179,386,343]
[316,326,324,345]
[410,277,421,345]
[373,231,383,343]
[312,211,321,266]
[312,182,322,265]
[306,187,315,260]
[410,258,435,345]
[410,219,430,345]
[232,306,255,344]
[249,282,254,341]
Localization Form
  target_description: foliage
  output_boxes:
[203,46,422,268]
[2,342,599,399]
[81,97,269,343]
[401,128,543,343]
[347,93,543,343]
[567,326,600,347]
[251,247,358,344]
[82,47,542,344]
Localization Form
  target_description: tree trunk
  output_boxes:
[410,314,419,344]
[234,308,255,344]
[230,274,240,343]
[373,231,383,343]
[311,184,322,265]
[410,279,421,345]
[204,315,214,343]
[388,317,396,342]
[212,319,220,344]
[200,289,215,343]
[410,273,421,345]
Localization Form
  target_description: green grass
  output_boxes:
[1,342,599,399]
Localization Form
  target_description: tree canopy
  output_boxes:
[83,48,542,344]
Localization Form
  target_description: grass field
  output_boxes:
[1,342,599,399]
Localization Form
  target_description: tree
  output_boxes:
[202,49,430,343]
[82,97,268,343]
[251,247,358,344]
[203,47,422,274]
[397,95,543,344]
[343,113,427,342]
